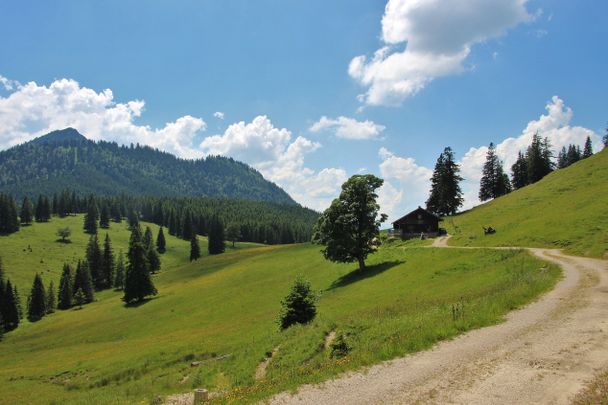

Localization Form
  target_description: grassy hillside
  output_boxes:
[446,149,608,257]
[0,218,560,404]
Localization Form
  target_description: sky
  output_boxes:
[0,0,606,221]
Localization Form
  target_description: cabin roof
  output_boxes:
[392,206,440,225]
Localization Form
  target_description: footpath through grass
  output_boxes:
[0,218,560,404]
[445,149,608,258]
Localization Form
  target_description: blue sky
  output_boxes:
[0,0,606,219]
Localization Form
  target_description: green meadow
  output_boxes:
[446,149,608,258]
[0,216,560,404]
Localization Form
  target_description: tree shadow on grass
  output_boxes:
[327,260,404,290]
[55,239,72,244]
[124,296,159,308]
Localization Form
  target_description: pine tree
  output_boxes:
[557,146,568,168]
[20,197,33,225]
[123,226,157,304]
[13,285,23,320]
[190,234,201,261]
[35,195,44,222]
[426,147,464,216]
[2,280,20,331]
[86,234,103,290]
[57,264,73,310]
[479,143,508,201]
[143,227,154,250]
[0,194,20,234]
[127,210,140,230]
[27,274,46,322]
[526,133,553,183]
[582,136,593,158]
[74,288,86,309]
[208,216,225,255]
[278,278,317,330]
[511,151,528,190]
[114,252,125,290]
[42,196,51,221]
[83,196,99,234]
[73,260,94,303]
[46,281,56,314]
[101,233,115,289]
[156,227,166,253]
[181,211,194,240]
[99,204,110,229]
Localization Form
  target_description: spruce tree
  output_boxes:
[46,281,56,314]
[511,151,529,189]
[86,234,103,290]
[73,260,94,303]
[27,274,46,322]
[0,194,20,234]
[190,234,201,261]
[182,211,194,240]
[123,226,157,304]
[143,227,154,250]
[35,195,45,222]
[114,252,125,290]
[57,264,73,310]
[83,196,99,234]
[208,217,225,255]
[127,210,140,230]
[41,196,51,221]
[278,278,317,330]
[156,227,166,253]
[557,146,568,169]
[99,204,110,229]
[479,143,499,201]
[74,288,86,309]
[2,280,20,331]
[426,147,464,216]
[582,136,593,158]
[13,285,23,320]
[526,133,553,183]
[20,197,33,225]
[101,233,115,289]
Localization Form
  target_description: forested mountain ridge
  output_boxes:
[0,128,295,204]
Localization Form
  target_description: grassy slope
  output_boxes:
[0,218,560,404]
[446,149,608,257]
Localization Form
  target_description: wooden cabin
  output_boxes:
[391,206,441,239]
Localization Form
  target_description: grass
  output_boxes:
[573,370,608,405]
[0,216,560,404]
[445,149,608,258]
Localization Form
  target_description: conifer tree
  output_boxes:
[20,197,33,225]
[83,196,99,234]
[123,226,157,304]
[511,151,528,189]
[479,143,510,201]
[41,196,51,221]
[557,146,568,169]
[278,278,317,330]
[2,280,20,331]
[182,210,194,240]
[156,227,166,253]
[13,285,23,320]
[426,147,464,216]
[208,216,225,255]
[582,136,593,158]
[143,227,154,250]
[27,274,46,322]
[101,233,115,289]
[526,133,553,183]
[86,234,103,290]
[190,234,201,261]
[46,281,56,314]
[35,195,45,222]
[74,288,86,309]
[114,252,125,290]
[0,194,20,234]
[73,260,94,303]
[99,204,110,229]
[57,264,73,310]
[110,204,122,223]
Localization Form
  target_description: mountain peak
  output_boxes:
[30,128,88,145]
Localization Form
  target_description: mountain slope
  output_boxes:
[0,128,295,204]
[447,149,608,257]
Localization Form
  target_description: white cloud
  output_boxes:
[309,116,386,140]
[201,116,347,210]
[377,96,603,218]
[350,0,532,105]
[213,111,225,120]
[377,147,433,222]
[0,76,206,158]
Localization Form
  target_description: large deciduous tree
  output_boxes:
[312,174,387,271]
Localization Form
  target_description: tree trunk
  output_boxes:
[357,256,366,271]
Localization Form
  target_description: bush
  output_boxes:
[278,278,317,330]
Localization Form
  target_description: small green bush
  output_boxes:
[278,277,317,330]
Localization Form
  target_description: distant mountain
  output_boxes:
[0,128,296,204]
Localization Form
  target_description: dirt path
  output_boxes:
[269,241,608,404]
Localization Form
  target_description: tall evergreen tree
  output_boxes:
[86,234,103,290]
[57,264,74,310]
[526,133,553,183]
[35,195,44,222]
[27,274,46,322]
[143,227,154,250]
[83,196,99,234]
[41,196,51,221]
[156,227,166,253]
[181,210,195,240]
[13,285,23,320]
[557,146,568,169]
[20,197,33,225]
[582,136,593,158]
[511,151,529,190]
[190,234,201,261]
[0,194,20,234]
[478,143,509,201]
[114,252,125,290]
[123,226,157,304]
[208,216,225,255]
[426,147,464,216]
[2,280,20,331]
[73,260,94,303]
[99,204,110,229]
[101,233,115,289]
[46,281,56,314]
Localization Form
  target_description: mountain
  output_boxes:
[447,148,608,257]
[0,128,296,204]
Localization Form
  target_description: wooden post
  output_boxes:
[193,388,208,404]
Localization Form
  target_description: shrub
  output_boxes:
[278,278,317,330]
